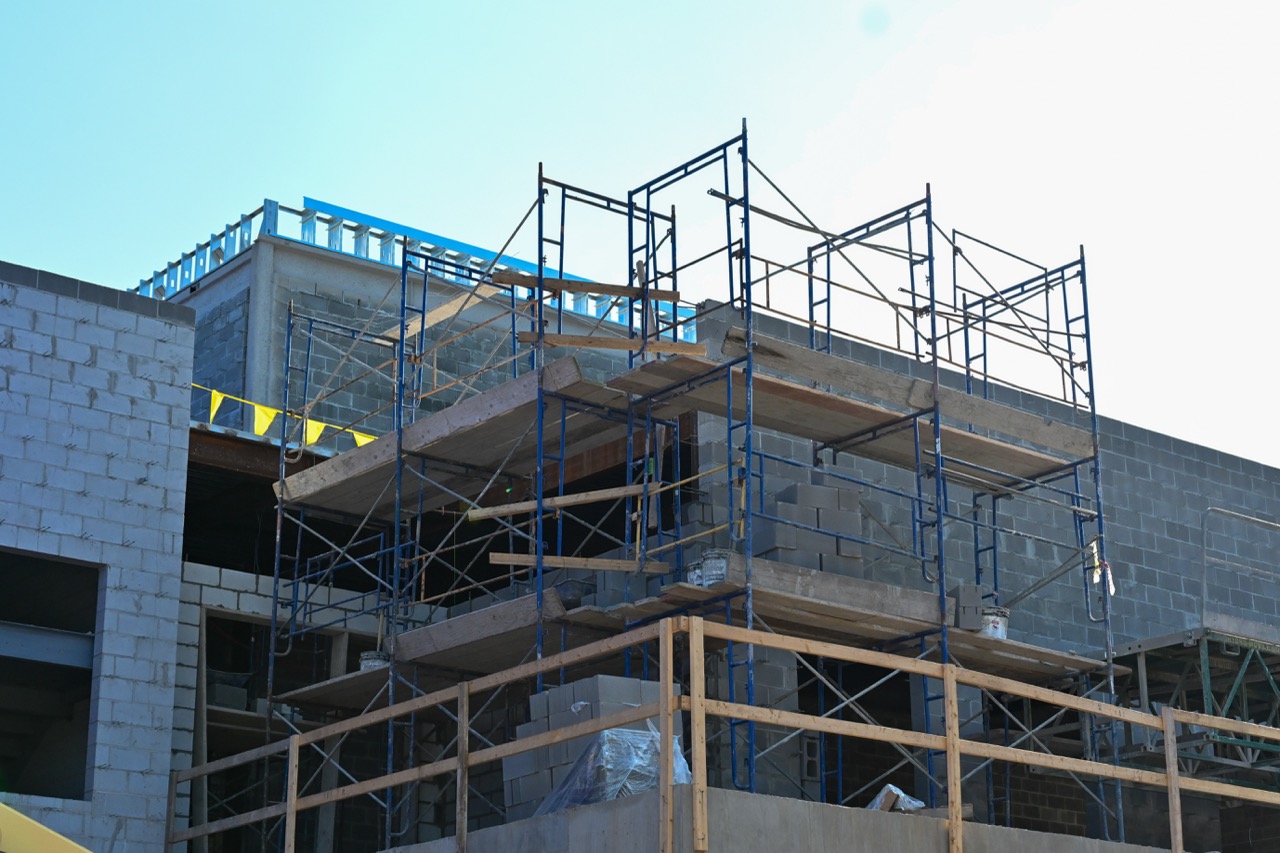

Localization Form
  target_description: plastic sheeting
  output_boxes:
[534,726,692,817]
[866,783,926,812]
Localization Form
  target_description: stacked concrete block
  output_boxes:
[751,479,863,578]
[0,264,194,852]
[502,675,680,822]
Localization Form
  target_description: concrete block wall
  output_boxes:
[693,302,1280,654]
[707,645,814,799]
[171,563,402,838]
[172,236,634,453]
[503,675,677,822]
[190,287,249,424]
[688,303,1280,842]
[0,263,194,852]
[1220,800,1280,853]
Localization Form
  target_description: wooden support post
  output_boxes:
[284,735,301,853]
[689,617,709,852]
[1163,707,1185,853]
[165,770,178,848]
[943,666,964,853]
[659,619,675,853]
[456,684,470,853]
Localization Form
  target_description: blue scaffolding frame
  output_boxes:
[264,121,1120,845]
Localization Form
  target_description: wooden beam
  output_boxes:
[284,736,300,853]
[381,284,505,340]
[516,331,705,356]
[1178,774,1280,807]
[1171,707,1280,743]
[960,739,1168,787]
[545,279,682,303]
[175,738,289,783]
[295,755,456,813]
[466,621,661,694]
[955,668,1160,731]
[659,620,675,853]
[944,667,964,853]
[1163,707,1184,853]
[165,771,178,847]
[689,618,709,853]
[488,552,670,574]
[293,704,660,816]
[491,270,682,303]
[468,703,660,767]
[457,684,470,853]
[170,803,288,843]
[701,699,946,753]
[465,484,645,521]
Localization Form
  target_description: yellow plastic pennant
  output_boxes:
[304,418,328,445]
[208,390,225,424]
[350,430,375,447]
[253,404,280,436]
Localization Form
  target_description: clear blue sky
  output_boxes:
[3,1,1277,468]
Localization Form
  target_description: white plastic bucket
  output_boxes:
[360,650,390,671]
[980,607,1010,639]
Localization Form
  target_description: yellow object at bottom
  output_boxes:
[0,802,91,853]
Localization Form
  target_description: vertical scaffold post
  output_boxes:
[533,163,548,682]
[737,118,758,794]
[1078,246,1124,840]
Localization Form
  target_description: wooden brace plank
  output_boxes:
[382,284,505,340]
[171,802,288,843]
[689,619,710,853]
[701,620,946,680]
[1163,707,1185,853]
[701,699,946,753]
[516,331,706,356]
[465,483,645,521]
[488,552,670,574]
[491,270,682,303]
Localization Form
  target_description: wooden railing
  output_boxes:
[168,616,1280,853]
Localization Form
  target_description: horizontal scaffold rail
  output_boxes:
[173,616,1280,853]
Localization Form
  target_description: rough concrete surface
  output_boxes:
[383,786,1170,853]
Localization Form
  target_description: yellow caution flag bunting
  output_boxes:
[209,390,225,424]
[253,404,280,436]
[305,418,328,445]
[350,431,375,447]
